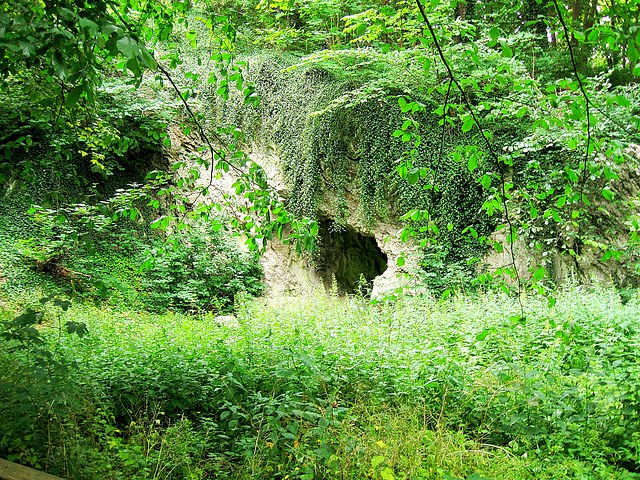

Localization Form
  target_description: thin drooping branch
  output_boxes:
[115,9,250,206]
[414,0,524,308]
[157,64,245,202]
[552,0,592,239]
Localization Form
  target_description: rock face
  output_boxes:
[165,126,425,297]
[167,122,640,298]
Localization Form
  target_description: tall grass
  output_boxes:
[1,287,639,479]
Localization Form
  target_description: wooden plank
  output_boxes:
[0,459,66,480]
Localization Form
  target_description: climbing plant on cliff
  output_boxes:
[200,50,518,274]
[387,0,640,297]
[2,0,640,296]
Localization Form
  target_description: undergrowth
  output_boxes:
[1,288,639,479]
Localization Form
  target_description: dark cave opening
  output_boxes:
[314,220,388,295]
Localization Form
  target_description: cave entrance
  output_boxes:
[314,220,388,295]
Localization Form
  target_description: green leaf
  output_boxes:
[532,266,545,281]
[18,41,35,57]
[629,41,639,63]
[139,46,157,70]
[476,328,491,341]
[65,84,84,109]
[65,321,88,337]
[601,189,614,201]
[79,17,99,36]
[51,51,69,79]
[116,36,140,59]
[371,456,385,469]
[633,63,640,76]
[501,43,513,58]
[380,467,395,480]
[489,27,500,40]
[468,154,478,172]
[126,57,142,77]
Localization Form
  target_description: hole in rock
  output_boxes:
[314,220,387,295]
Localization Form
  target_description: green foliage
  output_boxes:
[207,51,513,275]
[142,225,264,313]
[2,289,640,478]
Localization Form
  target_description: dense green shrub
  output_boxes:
[142,226,264,313]
[2,289,640,479]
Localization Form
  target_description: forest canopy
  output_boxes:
[0,0,639,291]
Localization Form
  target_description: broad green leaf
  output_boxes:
[602,189,614,201]
[480,174,491,189]
[629,41,639,63]
[380,467,395,480]
[18,41,35,57]
[476,328,491,341]
[79,17,99,36]
[116,36,140,59]
[126,57,142,77]
[468,155,477,172]
[139,45,157,70]
[533,266,545,281]
[64,84,84,109]
[51,51,69,79]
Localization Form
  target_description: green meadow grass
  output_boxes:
[1,288,640,479]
